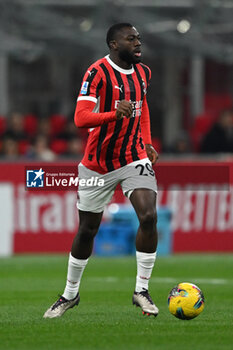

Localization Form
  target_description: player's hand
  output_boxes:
[145,144,159,165]
[115,100,133,120]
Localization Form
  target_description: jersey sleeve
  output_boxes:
[140,96,152,145]
[77,65,103,104]
[74,100,116,128]
[74,64,117,128]
[139,65,152,144]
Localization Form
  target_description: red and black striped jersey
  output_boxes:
[76,54,152,174]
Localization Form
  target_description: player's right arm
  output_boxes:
[74,66,132,128]
[74,99,132,128]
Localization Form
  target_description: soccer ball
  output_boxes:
[168,282,205,320]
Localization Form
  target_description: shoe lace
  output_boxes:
[51,295,67,310]
[140,290,154,305]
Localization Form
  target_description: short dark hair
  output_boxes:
[106,23,133,48]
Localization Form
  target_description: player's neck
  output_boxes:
[109,53,132,70]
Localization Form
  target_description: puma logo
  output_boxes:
[114,85,124,93]
[87,70,95,76]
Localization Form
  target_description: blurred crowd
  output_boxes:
[0,112,86,160]
[162,107,233,155]
[0,108,233,160]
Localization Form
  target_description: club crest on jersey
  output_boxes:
[81,81,89,95]
[142,79,147,95]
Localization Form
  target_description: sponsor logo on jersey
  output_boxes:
[114,100,143,118]
[81,81,89,95]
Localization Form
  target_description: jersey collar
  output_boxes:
[105,55,135,75]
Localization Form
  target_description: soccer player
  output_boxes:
[44,23,159,318]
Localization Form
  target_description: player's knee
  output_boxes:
[138,210,157,232]
[79,223,99,241]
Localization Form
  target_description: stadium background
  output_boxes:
[0,0,233,256]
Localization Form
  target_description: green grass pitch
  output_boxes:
[0,254,232,350]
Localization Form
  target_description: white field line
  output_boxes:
[87,277,232,285]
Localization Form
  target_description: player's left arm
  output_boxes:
[140,97,159,165]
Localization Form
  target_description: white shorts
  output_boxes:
[77,157,157,213]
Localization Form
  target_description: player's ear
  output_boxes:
[109,40,117,50]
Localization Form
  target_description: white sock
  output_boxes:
[135,251,157,293]
[62,253,88,300]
